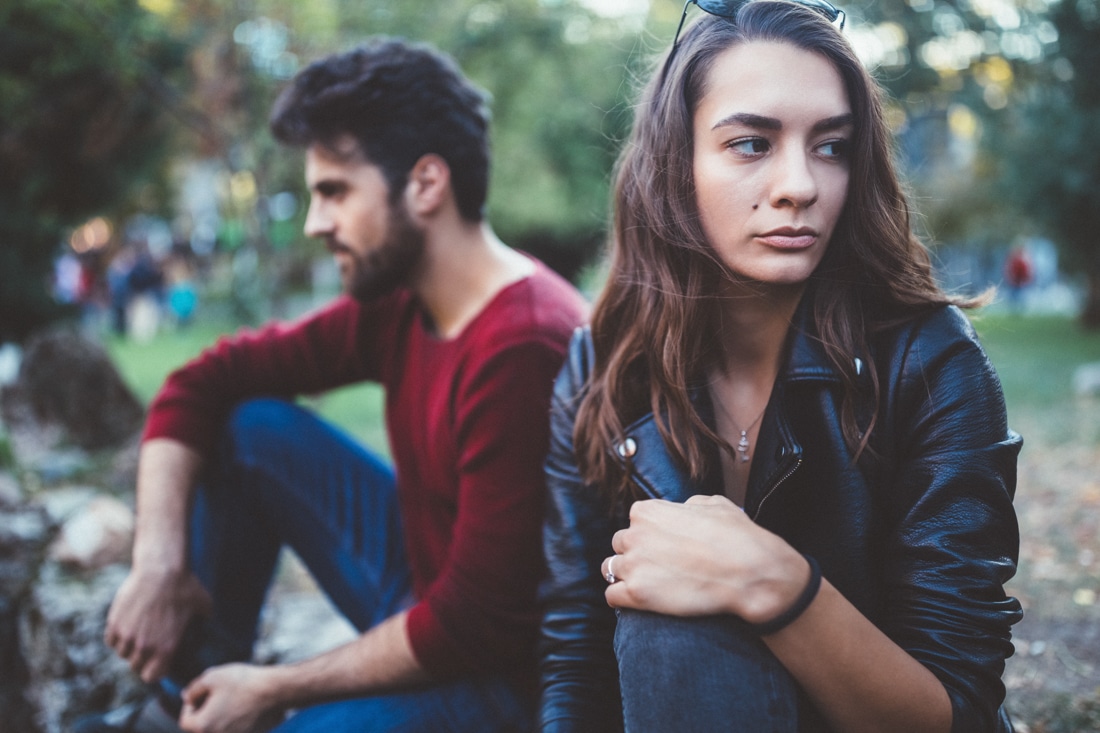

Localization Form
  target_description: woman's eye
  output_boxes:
[817,139,849,159]
[728,137,770,155]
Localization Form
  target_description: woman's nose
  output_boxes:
[768,149,818,210]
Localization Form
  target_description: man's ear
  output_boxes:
[404,154,451,217]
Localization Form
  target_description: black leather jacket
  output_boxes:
[538,305,1022,732]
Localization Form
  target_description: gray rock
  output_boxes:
[0,501,53,733]
[20,563,142,733]
[255,591,358,665]
[49,496,134,571]
[34,487,99,525]
[0,470,23,507]
[0,329,144,456]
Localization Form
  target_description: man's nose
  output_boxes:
[303,198,332,238]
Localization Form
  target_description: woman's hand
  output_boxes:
[602,494,811,623]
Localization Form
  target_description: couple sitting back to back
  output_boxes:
[82,5,1021,732]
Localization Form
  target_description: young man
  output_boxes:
[81,38,587,733]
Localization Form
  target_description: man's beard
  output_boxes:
[346,200,426,303]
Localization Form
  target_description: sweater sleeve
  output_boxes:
[143,295,389,455]
[403,334,569,677]
[880,308,1023,733]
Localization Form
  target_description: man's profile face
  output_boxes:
[303,141,426,301]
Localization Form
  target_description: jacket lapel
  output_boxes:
[617,413,700,503]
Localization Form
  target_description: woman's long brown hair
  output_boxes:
[575,2,978,502]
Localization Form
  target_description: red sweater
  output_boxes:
[143,261,588,678]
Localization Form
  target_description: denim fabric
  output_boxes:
[175,398,530,732]
[277,677,531,733]
[614,609,799,733]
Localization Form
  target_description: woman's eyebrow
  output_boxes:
[711,111,854,132]
[812,113,854,132]
[712,112,780,131]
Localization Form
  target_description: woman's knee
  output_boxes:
[614,609,799,732]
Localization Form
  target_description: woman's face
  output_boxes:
[693,40,852,289]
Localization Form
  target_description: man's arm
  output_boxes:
[110,296,388,681]
[178,612,428,733]
[105,438,212,682]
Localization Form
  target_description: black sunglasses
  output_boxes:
[662,0,846,81]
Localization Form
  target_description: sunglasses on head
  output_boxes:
[662,0,846,81]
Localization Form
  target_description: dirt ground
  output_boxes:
[1001,400,1100,732]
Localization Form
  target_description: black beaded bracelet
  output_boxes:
[749,554,822,636]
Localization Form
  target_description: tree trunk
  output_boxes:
[1082,271,1100,330]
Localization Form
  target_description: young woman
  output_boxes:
[537,2,1022,731]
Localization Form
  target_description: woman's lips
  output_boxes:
[757,231,818,249]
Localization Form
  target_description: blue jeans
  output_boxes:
[177,398,531,733]
[614,609,801,733]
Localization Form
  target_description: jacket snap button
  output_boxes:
[617,438,637,458]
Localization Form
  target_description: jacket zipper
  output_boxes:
[751,458,802,522]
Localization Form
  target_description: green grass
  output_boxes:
[106,317,389,457]
[105,310,1100,463]
[971,312,1100,409]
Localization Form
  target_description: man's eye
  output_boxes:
[316,183,346,198]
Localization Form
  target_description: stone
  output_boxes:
[0,470,23,507]
[0,329,144,455]
[49,496,134,571]
[255,591,358,665]
[0,342,21,386]
[0,501,52,733]
[29,449,92,485]
[0,503,50,561]
[20,563,143,733]
[35,486,99,525]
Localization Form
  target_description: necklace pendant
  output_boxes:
[736,430,751,462]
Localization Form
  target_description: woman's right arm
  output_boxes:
[538,330,624,733]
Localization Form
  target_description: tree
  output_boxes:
[0,0,186,344]
[988,0,1100,327]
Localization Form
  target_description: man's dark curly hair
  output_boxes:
[270,38,491,222]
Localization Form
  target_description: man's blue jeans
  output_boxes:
[614,609,801,732]
[177,398,531,732]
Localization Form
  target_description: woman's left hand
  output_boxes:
[602,494,810,623]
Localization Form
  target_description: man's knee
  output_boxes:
[224,398,305,462]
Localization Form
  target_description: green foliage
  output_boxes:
[0,0,186,343]
[985,0,1100,325]
[0,430,14,470]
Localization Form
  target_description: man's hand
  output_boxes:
[180,663,284,733]
[104,567,212,683]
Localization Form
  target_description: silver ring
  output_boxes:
[605,556,618,584]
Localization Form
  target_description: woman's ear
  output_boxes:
[404,154,452,217]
